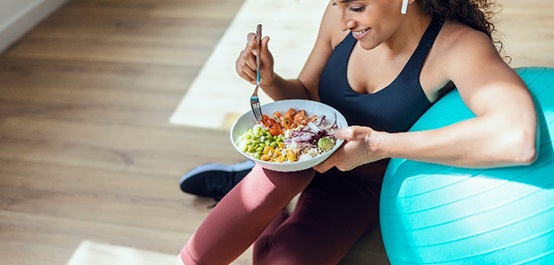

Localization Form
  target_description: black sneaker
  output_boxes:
[179,160,255,201]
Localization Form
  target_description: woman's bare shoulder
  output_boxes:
[433,20,524,98]
[437,21,501,64]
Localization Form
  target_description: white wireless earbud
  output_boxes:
[401,0,409,14]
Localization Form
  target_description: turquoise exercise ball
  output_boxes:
[380,67,554,264]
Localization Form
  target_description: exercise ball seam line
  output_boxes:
[515,67,546,82]
[518,67,545,88]
[391,165,551,216]
[382,160,453,184]
[383,204,554,251]
[381,161,551,216]
[396,172,483,199]
[522,68,554,94]
[384,211,554,249]
[382,181,554,233]
[386,227,554,264]
[530,77,554,98]
[396,174,502,200]
[382,144,554,214]
[513,248,554,265]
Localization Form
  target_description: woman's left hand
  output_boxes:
[313,126,385,173]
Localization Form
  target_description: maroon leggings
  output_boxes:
[180,162,385,265]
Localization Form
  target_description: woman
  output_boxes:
[177,0,537,264]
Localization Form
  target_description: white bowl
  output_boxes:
[230,99,348,172]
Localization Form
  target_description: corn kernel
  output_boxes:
[263,146,271,155]
[286,150,297,162]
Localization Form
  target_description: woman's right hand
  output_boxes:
[235,32,275,87]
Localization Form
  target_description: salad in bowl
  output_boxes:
[230,100,348,172]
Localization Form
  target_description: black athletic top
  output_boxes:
[319,17,445,133]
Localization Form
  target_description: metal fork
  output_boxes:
[250,24,263,121]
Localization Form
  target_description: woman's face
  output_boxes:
[331,0,404,50]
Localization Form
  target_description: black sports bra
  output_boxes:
[318,17,445,133]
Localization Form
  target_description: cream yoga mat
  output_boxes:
[170,0,327,130]
[66,241,176,265]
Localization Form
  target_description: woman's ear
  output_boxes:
[401,0,409,14]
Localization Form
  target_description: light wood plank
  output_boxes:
[0,0,246,264]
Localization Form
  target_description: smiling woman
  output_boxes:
[0,0,550,264]
[177,0,538,264]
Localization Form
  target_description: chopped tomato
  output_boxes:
[261,114,284,136]
[269,123,283,136]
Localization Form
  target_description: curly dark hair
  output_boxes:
[419,0,506,56]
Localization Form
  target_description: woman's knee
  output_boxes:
[247,165,315,195]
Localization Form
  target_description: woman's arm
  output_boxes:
[235,2,342,101]
[380,29,537,168]
[315,27,537,172]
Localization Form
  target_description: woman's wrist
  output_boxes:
[260,73,281,99]
[261,72,278,90]
[366,130,392,161]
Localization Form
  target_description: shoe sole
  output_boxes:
[179,160,255,184]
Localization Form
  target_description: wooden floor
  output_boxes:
[0,1,552,265]
[0,0,248,264]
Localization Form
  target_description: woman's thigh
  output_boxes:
[182,165,316,265]
[253,169,381,265]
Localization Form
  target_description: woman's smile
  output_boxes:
[352,27,371,40]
